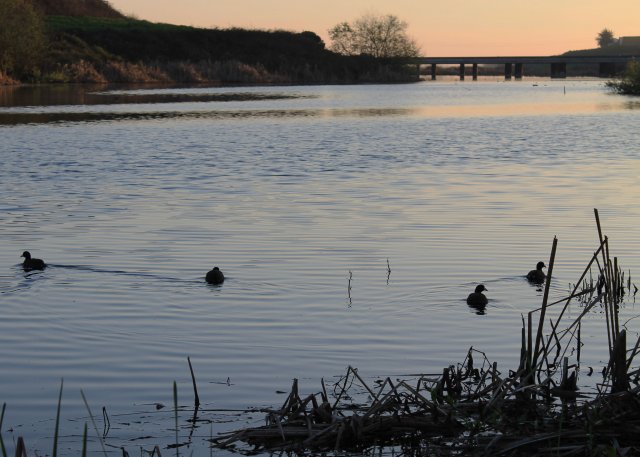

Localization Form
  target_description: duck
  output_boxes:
[526,261,546,283]
[21,251,46,271]
[206,266,225,285]
[466,284,488,308]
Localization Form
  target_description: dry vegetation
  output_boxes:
[213,209,640,456]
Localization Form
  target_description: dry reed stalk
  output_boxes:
[52,379,63,457]
[595,209,616,354]
[532,236,558,373]
[214,208,639,455]
[173,381,179,457]
[611,330,630,393]
[14,438,26,457]
[0,403,7,457]
[80,390,108,457]
[81,423,88,457]
[101,407,110,438]
[187,357,200,408]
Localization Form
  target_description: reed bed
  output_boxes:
[213,209,640,456]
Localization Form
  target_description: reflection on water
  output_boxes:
[1,80,640,456]
[0,108,416,125]
[1,81,639,126]
[0,83,307,107]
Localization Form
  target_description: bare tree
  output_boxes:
[596,28,616,48]
[329,13,420,58]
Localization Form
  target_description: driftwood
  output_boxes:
[213,210,640,456]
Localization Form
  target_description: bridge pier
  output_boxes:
[504,63,512,80]
[418,56,636,82]
[550,63,567,78]
[514,63,523,79]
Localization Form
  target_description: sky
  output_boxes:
[107,0,640,56]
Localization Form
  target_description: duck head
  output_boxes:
[475,284,487,293]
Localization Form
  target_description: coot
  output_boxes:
[21,251,46,271]
[206,267,225,285]
[527,261,546,283]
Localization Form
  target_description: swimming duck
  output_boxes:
[526,261,546,283]
[21,251,46,271]
[206,266,225,285]
[467,284,488,307]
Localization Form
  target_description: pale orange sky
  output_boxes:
[108,0,640,56]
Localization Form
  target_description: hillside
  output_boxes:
[37,16,416,84]
[30,0,124,18]
[1,0,418,84]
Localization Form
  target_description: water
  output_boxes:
[1,79,640,455]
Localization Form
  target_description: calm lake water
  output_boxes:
[1,79,640,455]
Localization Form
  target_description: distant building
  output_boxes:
[618,36,640,47]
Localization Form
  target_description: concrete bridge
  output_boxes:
[413,55,639,80]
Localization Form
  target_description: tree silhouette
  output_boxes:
[596,28,616,48]
[329,13,419,58]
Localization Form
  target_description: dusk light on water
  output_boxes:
[2,79,640,455]
[2,0,640,455]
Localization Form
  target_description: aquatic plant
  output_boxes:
[606,60,640,95]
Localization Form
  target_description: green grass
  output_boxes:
[45,15,195,33]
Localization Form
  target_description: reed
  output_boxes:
[173,381,179,457]
[101,407,110,438]
[80,390,108,457]
[213,209,640,455]
[187,357,200,408]
[81,423,87,457]
[0,403,7,457]
[14,438,26,457]
[52,379,63,457]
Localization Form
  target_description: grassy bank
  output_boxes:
[0,12,419,85]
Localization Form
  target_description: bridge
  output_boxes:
[412,55,639,80]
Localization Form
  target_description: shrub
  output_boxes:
[0,0,46,78]
[606,61,640,95]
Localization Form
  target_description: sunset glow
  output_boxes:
[108,0,640,56]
